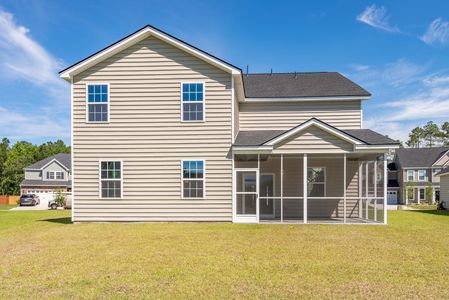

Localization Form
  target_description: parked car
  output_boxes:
[19,194,40,206]
[48,196,72,210]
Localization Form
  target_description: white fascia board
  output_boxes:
[355,144,400,150]
[232,146,273,154]
[265,119,364,146]
[243,96,370,103]
[60,27,241,80]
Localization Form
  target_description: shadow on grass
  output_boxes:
[40,217,72,224]
[407,210,449,216]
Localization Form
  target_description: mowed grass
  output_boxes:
[0,206,448,299]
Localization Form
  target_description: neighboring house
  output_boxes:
[388,147,449,205]
[59,25,399,224]
[436,167,449,209]
[20,153,72,203]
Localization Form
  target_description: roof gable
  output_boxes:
[24,153,71,171]
[264,118,365,146]
[60,25,241,80]
[395,147,449,168]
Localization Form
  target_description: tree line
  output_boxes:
[0,138,71,195]
[406,121,449,148]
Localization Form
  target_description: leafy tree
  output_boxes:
[406,127,425,148]
[441,122,449,145]
[37,140,71,160]
[0,138,10,194]
[1,142,39,195]
[426,183,433,203]
[422,121,441,147]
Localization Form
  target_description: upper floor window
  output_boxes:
[407,170,414,181]
[87,84,109,122]
[418,170,426,181]
[47,171,64,180]
[182,160,205,198]
[182,83,204,121]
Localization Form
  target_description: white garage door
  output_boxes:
[26,189,55,204]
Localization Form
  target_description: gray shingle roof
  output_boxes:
[243,72,371,98]
[233,128,397,146]
[25,153,71,171]
[20,179,72,187]
[394,147,449,168]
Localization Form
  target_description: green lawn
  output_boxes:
[0,205,448,299]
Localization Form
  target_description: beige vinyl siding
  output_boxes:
[239,101,362,130]
[72,36,232,222]
[272,126,354,154]
[440,175,449,208]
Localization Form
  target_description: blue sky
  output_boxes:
[1,0,449,144]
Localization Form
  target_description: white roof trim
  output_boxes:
[60,26,241,80]
[243,96,370,102]
[232,145,273,154]
[265,119,365,146]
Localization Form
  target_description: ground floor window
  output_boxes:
[407,188,414,201]
[419,188,425,201]
[182,160,205,198]
[307,167,326,197]
[100,161,122,198]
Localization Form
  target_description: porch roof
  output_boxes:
[234,127,398,146]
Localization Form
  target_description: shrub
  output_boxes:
[54,191,66,207]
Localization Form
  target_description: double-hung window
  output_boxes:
[47,171,64,180]
[307,167,326,197]
[182,160,205,198]
[418,170,426,181]
[407,170,414,181]
[419,188,425,201]
[87,84,109,122]
[100,161,122,198]
[181,83,204,121]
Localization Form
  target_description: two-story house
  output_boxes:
[388,147,449,204]
[59,25,399,224]
[20,153,72,203]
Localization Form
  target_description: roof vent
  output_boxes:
[294,72,297,79]
[270,68,273,76]
[246,65,249,77]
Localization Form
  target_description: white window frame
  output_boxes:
[418,170,426,181]
[99,160,123,199]
[419,188,425,201]
[307,167,326,197]
[86,83,110,123]
[46,171,64,181]
[407,170,415,182]
[181,159,206,199]
[180,82,206,123]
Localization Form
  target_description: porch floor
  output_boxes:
[259,218,382,224]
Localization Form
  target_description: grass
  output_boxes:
[409,203,438,210]
[0,205,448,299]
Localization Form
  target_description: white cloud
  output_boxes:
[420,18,449,46]
[0,9,65,92]
[0,106,69,141]
[356,4,399,33]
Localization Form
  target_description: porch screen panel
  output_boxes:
[235,154,258,169]
[282,155,304,221]
[259,155,281,221]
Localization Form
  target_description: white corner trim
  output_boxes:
[60,26,240,80]
[265,119,364,146]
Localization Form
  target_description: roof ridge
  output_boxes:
[247,72,334,75]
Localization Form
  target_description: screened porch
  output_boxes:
[233,153,387,224]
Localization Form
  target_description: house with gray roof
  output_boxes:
[388,147,449,205]
[20,153,72,204]
[436,167,449,209]
[59,25,399,224]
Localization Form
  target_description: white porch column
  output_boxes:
[383,153,388,224]
[358,162,362,218]
[365,162,369,220]
[432,188,435,204]
[303,154,308,224]
[280,154,284,223]
[374,160,378,222]
[257,154,260,223]
[343,153,347,223]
